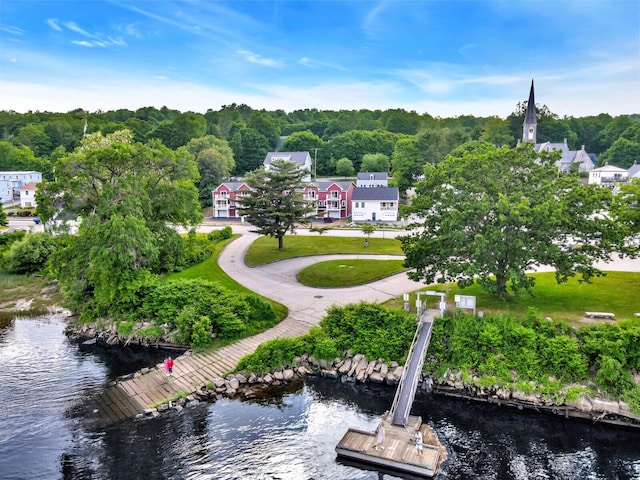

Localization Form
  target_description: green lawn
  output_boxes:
[297,259,408,287]
[245,235,403,266]
[385,270,640,326]
[166,236,288,320]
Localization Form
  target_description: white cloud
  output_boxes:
[71,40,94,48]
[1,25,26,35]
[236,50,282,67]
[46,19,62,32]
[63,21,95,38]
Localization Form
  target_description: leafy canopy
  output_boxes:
[401,143,623,297]
[38,130,202,316]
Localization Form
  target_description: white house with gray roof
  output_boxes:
[356,172,388,188]
[263,151,312,182]
[588,163,629,188]
[351,187,399,222]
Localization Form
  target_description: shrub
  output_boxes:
[208,226,232,242]
[191,315,214,349]
[306,326,340,360]
[596,355,633,393]
[3,232,57,274]
[117,320,135,336]
[320,302,416,363]
[236,337,306,374]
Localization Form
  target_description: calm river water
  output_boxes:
[1,314,639,480]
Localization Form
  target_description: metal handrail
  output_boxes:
[388,301,425,421]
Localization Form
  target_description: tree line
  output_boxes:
[1,104,639,204]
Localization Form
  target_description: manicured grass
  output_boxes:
[297,259,408,287]
[165,236,288,320]
[385,271,640,326]
[245,235,403,266]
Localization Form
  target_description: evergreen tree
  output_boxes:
[239,160,313,250]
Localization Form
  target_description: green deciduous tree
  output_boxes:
[186,135,235,205]
[239,159,313,250]
[598,138,640,169]
[391,137,422,194]
[329,130,396,171]
[479,117,515,147]
[611,178,640,255]
[360,153,390,173]
[335,157,355,177]
[0,204,6,226]
[229,127,270,175]
[414,127,471,165]
[401,143,622,297]
[38,132,202,316]
[248,112,281,149]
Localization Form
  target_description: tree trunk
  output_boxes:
[496,273,508,297]
[278,235,284,250]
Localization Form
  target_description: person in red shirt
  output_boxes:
[164,356,174,376]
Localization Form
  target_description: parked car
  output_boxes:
[33,217,41,224]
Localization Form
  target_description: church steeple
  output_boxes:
[522,79,537,144]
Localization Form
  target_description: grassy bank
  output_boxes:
[297,259,408,287]
[166,235,288,320]
[245,235,403,266]
[384,271,640,325]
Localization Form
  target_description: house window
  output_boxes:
[341,200,346,207]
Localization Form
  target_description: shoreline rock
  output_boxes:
[135,350,640,430]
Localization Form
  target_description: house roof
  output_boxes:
[217,182,250,191]
[357,172,388,181]
[263,151,310,166]
[20,182,39,190]
[536,142,594,168]
[628,163,640,178]
[591,164,628,173]
[308,181,354,192]
[352,187,399,201]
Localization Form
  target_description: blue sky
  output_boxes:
[1,0,638,118]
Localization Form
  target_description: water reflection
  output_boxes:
[1,315,639,480]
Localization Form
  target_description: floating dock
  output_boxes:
[336,414,441,478]
[336,307,445,478]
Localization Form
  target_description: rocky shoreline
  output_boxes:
[125,348,640,430]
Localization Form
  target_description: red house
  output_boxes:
[303,181,355,220]
[212,181,252,218]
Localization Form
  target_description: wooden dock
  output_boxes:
[89,314,312,425]
[336,415,441,478]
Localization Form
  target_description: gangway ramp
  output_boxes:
[390,308,438,427]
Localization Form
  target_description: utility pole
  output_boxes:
[313,148,321,181]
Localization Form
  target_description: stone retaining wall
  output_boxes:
[135,351,640,429]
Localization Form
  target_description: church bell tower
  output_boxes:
[522,80,537,144]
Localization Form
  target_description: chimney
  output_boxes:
[581,145,585,151]
[564,138,567,144]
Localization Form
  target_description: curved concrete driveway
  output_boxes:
[217,231,422,331]
[217,227,640,331]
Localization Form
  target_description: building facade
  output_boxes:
[351,187,399,222]
[302,181,355,219]
[211,181,252,218]
[0,171,42,203]
[356,172,389,188]
[263,152,312,183]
